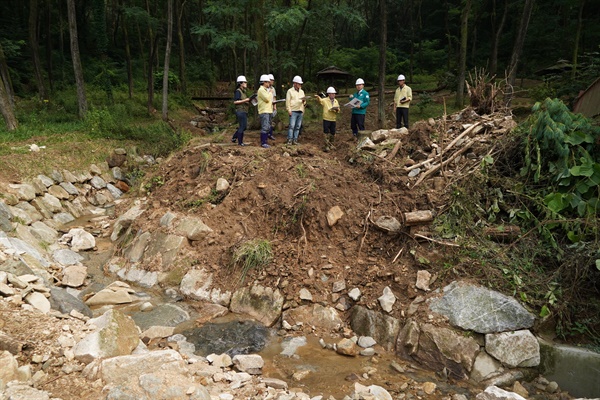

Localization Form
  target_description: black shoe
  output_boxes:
[231,137,237,143]
[239,143,247,146]
[268,134,276,140]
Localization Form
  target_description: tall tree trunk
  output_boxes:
[0,76,18,131]
[162,0,173,121]
[456,0,471,107]
[444,0,452,70]
[67,0,87,119]
[571,0,585,79]
[0,43,15,108]
[507,0,535,89]
[45,0,53,92]
[29,0,48,100]
[177,0,187,94]
[489,0,508,75]
[377,0,387,129]
[148,37,158,114]
[122,15,134,99]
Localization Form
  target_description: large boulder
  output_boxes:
[229,285,284,327]
[180,268,231,306]
[396,321,480,380]
[73,309,139,363]
[429,281,535,334]
[485,330,540,367]
[282,304,343,331]
[350,305,400,350]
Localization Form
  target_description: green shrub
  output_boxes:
[231,239,273,283]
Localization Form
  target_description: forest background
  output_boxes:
[1,0,600,346]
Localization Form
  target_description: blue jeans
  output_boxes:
[259,113,272,145]
[288,111,304,141]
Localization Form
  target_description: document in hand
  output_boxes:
[344,98,362,108]
[273,99,287,103]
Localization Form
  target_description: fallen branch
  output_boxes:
[413,234,460,247]
[386,140,403,160]
[443,121,482,153]
[412,139,475,188]
[392,248,403,263]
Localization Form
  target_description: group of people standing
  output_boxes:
[231,74,412,150]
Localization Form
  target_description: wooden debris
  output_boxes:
[404,210,434,226]
[484,225,521,242]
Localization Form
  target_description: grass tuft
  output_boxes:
[231,239,273,283]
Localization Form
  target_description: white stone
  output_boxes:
[232,354,264,375]
[25,292,51,314]
[299,288,313,301]
[416,270,432,291]
[215,178,230,192]
[378,286,396,313]
[348,288,361,301]
[62,265,87,288]
[326,206,344,227]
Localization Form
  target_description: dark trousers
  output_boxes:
[232,111,247,144]
[396,107,409,129]
[323,120,336,135]
[351,113,365,135]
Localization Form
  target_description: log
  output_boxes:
[0,331,24,355]
[442,121,482,153]
[404,210,434,226]
[412,139,475,188]
[386,140,403,160]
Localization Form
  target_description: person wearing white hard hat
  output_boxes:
[349,78,370,137]
[393,74,412,129]
[314,86,341,152]
[267,74,277,141]
[257,74,273,148]
[285,75,306,145]
[231,75,251,146]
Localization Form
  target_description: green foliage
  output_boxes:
[520,98,600,235]
[231,239,273,283]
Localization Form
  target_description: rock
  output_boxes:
[299,288,313,301]
[61,228,95,251]
[282,304,343,331]
[232,354,264,374]
[50,169,63,183]
[123,231,151,263]
[140,302,154,312]
[423,382,437,395]
[262,377,288,390]
[511,381,529,398]
[229,285,283,327]
[30,221,58,244]
[52,249,84,266]
[350,306,400,350]
[180,268,231,306]
[111,204,145,242]
[348,288,361,301]
[332,280,346,293]
[280,336,307,357]
[14,202,43,223]
[475,385,526,400]
[206,353,232,368]
[429,281,535,334]
[114,180,130,192]
[39,193,63,213]
[116,267,158,288]
[61,169,78,183]
[327,206,344,226]
[52,212,75,225]
[73,309,139,363]
[142,231,186,269]
[415,270,432,291]
[471,352,503,382]
[37,174,55,187]
[2,383,50,400]
[25,292,51,313]
[378,286,396,312]
[49,287,93,317]
[371,129,390,143]
[90,176,106,189]
[0,350,19,390]
[159,211,176,227]
[59,182,79,196]
[7,184,36,201]
[7,206,32,226]
[62,265,87,287]
[485,330,540,367]
[358,137,377,150]
[397,321,480,380]
[358,336,377,348]
[141,326,175,341]
[0,282,15,296]
[105,183,123,199]
[47,185,70,199]
[336,338,359,356]
[546,381,559,393]
[111,166,124,180]
[85,287,132,306]
[215,178,230,192]
[374,216,401,234]
[175,216,213,241]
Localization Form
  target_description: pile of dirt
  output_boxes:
[131,103,516,323]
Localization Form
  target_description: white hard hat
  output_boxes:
[355,78,365,85]
[326,86,337,94]
[292,75,303,84]
[397,74,406,81]
[268,74,275,81]
[259,74,269,82]
[236,75,247,83]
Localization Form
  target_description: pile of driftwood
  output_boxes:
[403,108,517,189]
